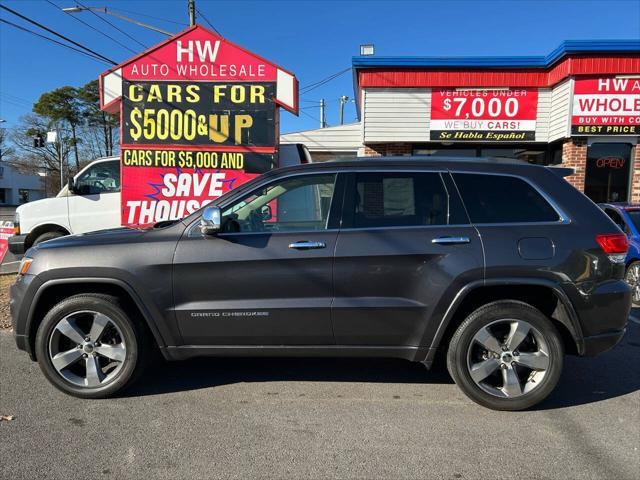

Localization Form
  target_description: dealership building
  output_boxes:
[282,40,640,203]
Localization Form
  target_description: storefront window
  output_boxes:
[18,189,29,204]
[412,144,554,164]
[584,143,633,203]
[412,148,476,157]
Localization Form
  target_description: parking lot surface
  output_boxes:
[1,321,639,480]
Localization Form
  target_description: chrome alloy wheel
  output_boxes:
[48,310,127,388]
[625,263,640,304]
[466,319,550,398]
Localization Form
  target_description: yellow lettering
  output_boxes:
[166,85,181,103]
[209,114,229,143]
[234,115,253,145]
[230,86,245,103]
[213,85,227,103]
[186,85,200,103]
[129,84,143,102]
[148,84,162,102]
[250,85,265,103]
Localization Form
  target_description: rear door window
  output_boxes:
[453,173,560,224]
[348,172,464,228]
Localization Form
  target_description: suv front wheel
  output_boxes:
[447,300,564,411]
[35,294,148,398]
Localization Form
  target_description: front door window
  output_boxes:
[221,174,336,233]
[584,143,633,203]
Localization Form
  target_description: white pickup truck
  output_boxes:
[8,145,311,255]
[9,156,122,254]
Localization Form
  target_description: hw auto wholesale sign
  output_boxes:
[572,76,640,136]
[99,25,298,226]
[430,88,538,141]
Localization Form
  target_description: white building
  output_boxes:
[0,163,45,205]
[281,122,362,162]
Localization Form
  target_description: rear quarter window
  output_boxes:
[453,173,560,224]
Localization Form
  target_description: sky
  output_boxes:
[1,0,639,135]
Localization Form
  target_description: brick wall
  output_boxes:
[561,138,587,192]
[631,145,640,203]
[362,143,412,157]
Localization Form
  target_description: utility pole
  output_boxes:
[188,0,196,26]
[319,99,326,129]
[339,96,349,125]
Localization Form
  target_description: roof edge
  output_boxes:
[352,39,640,69]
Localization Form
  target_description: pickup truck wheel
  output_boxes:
[35,294,147,399]
[32,231,65,246]
[447,300,564,411]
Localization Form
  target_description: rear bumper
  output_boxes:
[8,234,26,255]
[566,279,631,352]
[582,329,626,356]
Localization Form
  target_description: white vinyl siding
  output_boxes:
[363,88,430,143]
[280,123,362,153]
[548,79,572,142]
[535,89,551,142]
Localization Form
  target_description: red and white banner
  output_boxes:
[572,77,640,135]
[430,88,538,141]
[120,148,272,225]
[121,163,259,227]
[0,225,14,264]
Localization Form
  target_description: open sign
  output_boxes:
[596,156,626,169]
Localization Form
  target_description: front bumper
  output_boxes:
[10,273,41,360]
[8,234,26,255]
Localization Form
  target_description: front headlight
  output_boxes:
[18,257,33,276]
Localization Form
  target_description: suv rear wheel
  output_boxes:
[447,300,564,411]
[35,294,148,398]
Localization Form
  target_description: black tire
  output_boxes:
[625,261,640,306]
[35,294,149,399]
[32,230,65,247]
[447,300,564,411]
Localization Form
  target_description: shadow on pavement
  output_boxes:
[125,318,640,410]
[126,355,454,398]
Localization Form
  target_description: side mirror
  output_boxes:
[67,177,76,194]
[200,206,221,235]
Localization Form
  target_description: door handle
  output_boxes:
[431,236,470,245]
[289,241,326,250]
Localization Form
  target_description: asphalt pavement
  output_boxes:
[1,321,639,480]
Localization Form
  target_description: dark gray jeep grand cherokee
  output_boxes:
[10,158,631,410]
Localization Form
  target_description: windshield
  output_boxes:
[626,210,640,233]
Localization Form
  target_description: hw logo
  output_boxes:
[176,40,221,63]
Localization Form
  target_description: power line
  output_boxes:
[0,18,113,66]
[299,109,328,126]
[0,91,33,107]
[0,4,116,64]
[45,0,137,54]
[300,67,352,95]
[108,7,188,27]
[75,0,148,50]
[195,7,223,37]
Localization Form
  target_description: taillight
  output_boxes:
[595,233,628,263]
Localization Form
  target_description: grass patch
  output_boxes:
[0,274,14,330]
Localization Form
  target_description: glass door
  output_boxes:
[584,143,633,203]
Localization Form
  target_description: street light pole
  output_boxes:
[62,6,173,35]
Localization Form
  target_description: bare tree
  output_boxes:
[0,127,15,162]
[8,114,72,190]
